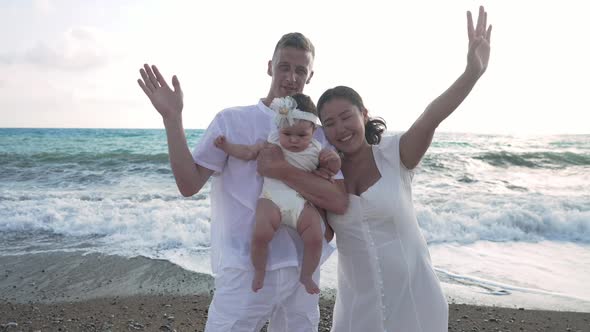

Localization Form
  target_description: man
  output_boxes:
[138,32,347,331]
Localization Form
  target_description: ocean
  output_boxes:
[1,128,589,311]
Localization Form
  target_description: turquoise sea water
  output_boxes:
[1,128,589,310]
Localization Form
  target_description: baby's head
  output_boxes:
[272,93,318,153]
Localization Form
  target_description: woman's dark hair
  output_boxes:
[291,93,317,116]
[317,86,386,145]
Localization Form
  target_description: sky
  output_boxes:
[0,0,589,135]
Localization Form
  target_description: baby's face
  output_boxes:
[278,120,314,152]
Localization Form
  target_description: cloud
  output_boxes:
[0,27,109,71]
[33,0,55,14]
[0,55,13,65]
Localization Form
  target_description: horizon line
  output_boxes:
[0,127,588,136]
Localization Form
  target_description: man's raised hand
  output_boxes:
[138,64,184,120]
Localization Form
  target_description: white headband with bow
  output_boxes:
[270,96,318,129]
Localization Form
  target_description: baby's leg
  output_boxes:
[251,198,281,292]
[296,203,323,294]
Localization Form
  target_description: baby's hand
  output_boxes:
[214,135,226,149]
[319,149,341,174]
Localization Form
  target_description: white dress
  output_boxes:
[260,130,322,229]
[328,134,448,332]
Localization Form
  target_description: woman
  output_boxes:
[317,6,492,332]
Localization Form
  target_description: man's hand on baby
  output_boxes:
[257,144,288,179]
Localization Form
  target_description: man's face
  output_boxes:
[267,47,314,98]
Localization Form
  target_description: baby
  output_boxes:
[214,93,340,294]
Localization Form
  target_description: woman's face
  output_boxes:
[320,98,368,155]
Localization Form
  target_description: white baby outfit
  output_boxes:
[260,130,322,229]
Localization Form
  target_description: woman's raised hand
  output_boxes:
[466,6,492,78]
[138,64,184,120]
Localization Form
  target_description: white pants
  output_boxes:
[205,266,320,332]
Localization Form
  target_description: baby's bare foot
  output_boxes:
[300,276,320,294]
[252,270,265,292]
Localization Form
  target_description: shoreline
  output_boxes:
[0,252,213,304]
[1,252,589,331]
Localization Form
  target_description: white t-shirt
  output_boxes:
[192,99,340,275]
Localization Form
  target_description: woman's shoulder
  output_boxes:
[375,133,402,153]
[375,132,408,168]
[376,132,415,180]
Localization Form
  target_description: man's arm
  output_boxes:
[138,64,214,197]
[257,145,348,214]
[164,117,215,197]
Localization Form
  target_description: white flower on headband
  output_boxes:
[270,96,319,129]
[270,96,298,127]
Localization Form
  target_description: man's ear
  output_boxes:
[306,71,314,84]
[267,60,273,77]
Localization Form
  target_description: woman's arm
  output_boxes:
[257,145,349,214]
[400,6,492,169]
